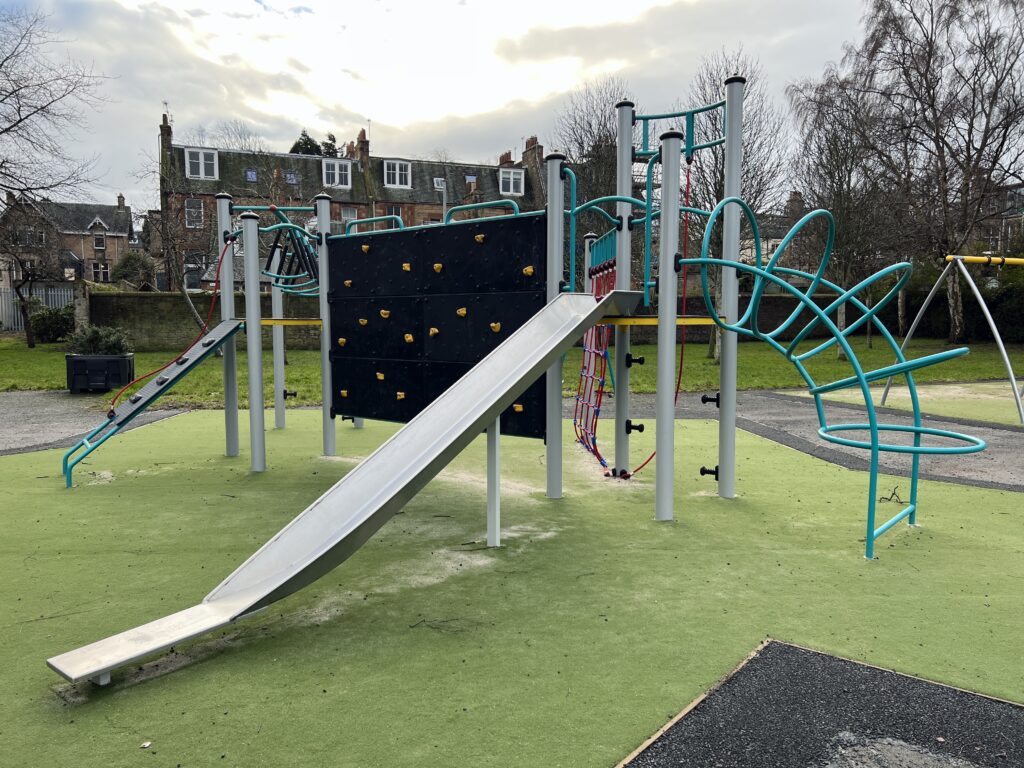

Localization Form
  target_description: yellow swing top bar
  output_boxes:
[946,254,1024,267]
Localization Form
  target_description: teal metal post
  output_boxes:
[583,232,597,293]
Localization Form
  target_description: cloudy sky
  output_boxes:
[43,0,864,213]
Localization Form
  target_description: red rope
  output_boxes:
[573,261,615,468]
[630,159,693,476]
[108,239,234,415]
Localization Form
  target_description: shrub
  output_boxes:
[29,304,75,343]
[67,325,132,355]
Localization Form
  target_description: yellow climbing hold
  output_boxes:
[340,389,348,398]
[379,309,391,319]
[456,307,468,317]
[337,337,347,347]
[490,322,502,333]
[376,372,385,381]
[428,327,440,337]
[358,318,368,326]
[404,333,414,343]
[361,244,370,253]
[474,234,485,244]
[343,279,353,288]
[512,403,524,413]
[396,391,406,400]
[433,263,443,273]
[402,262,411,272]
[522,266,535,277]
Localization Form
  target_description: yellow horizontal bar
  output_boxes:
[602,316,716,326]
[946,254,1024,266]
[259,318,323,327]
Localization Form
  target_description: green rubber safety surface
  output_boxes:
[0,411,1021,766]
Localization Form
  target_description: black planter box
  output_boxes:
[66,353,135,394]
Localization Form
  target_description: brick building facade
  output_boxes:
[0,192,134,290]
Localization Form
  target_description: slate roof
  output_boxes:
[169,146,366,204]
[35,200,133,236]
[169,145,539,209]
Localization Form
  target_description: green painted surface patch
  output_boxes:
[1,411,1021,766]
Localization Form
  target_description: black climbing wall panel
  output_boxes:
[328,213,547,439]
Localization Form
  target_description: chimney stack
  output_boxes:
[117,193,125,210]
[498,150,513,167]
[354,128,369,166]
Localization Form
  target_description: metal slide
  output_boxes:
[62,319,245,487]
[48,291,640,684]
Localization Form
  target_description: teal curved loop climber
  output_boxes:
[681,197,986,559]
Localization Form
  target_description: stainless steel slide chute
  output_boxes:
[48,290,639,684]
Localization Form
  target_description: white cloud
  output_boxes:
[42,0,861,210]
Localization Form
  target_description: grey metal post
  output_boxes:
[583,232,597,293]
[614,99,634,478]
[314,194,337,455]
[880,261,953,406]
[270,246,286,429]
[486,416,500,547]
[545,153,566,499]
[656,132,683,521]
[215,193,239,457]
[954,259,1024,422]
[718,76,745,500]
[240,212,266,472]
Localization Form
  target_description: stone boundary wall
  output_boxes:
[88,292,321,351]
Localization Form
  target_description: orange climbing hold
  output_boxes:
[456,307,467,317]
[358,318,368,326]
[404,333,414,343]
[361,244,370,253]
[428,327,440,337]
[489,322,502,333]
[337,337,347,347]
[379,309,391,319]
[522,266,535,277]
[474,234,485,244]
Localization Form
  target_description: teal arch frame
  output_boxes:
[682,198,986,559]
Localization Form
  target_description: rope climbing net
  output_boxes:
[573,260,616,467]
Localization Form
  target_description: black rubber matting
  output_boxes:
[623,641,1024,767]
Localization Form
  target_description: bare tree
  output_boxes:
[789,71,905,355]
[0,8,103,345]
[680,48,789,358]
[0,200,61,346]
[842,0,1024,342]
[0,7,103,197]
[551,75,637,287]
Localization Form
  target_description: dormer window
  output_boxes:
[499,168,524,196]
[323,159,351,188]
[93,233,106,250]
[185,148,218,180]
[384,160,411,189]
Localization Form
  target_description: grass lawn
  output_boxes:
[3,334,1023,409]
[787,380,1024,426]
[1,411,1021,766]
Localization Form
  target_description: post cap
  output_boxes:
[724,75,746,85]
[583,232,598,240]
[615,99,635,109]
[660,130,686,141]
[313,192,332,201]
[544,152,567,162]
[239,210,260,220]
[215,192,233,200]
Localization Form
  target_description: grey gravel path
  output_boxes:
[566,391,1023,492]
[0,390,184,456]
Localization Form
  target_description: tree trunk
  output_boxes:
[897,288,907,338]
[836,302,847,360]
[13,283,35,348]
[946,268,966,343]
[178,280,206,332]
[865,294,873,349]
